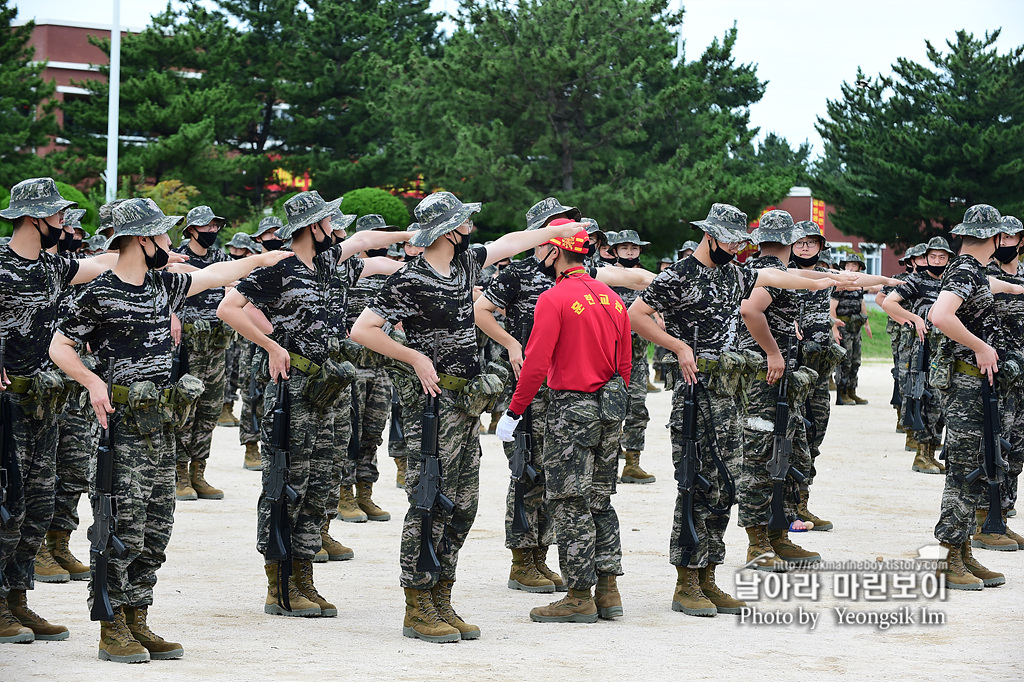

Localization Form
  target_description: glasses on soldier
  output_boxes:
[793,239,820,249]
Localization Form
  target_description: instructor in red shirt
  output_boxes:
[497,229,632,624]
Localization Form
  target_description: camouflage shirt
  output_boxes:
[324,248,365,336]
[58,270,192,387]
[939,254,993,363]
[483,256,555,346]
[0,244,80,376]
[346,272,387,333]
[832,288,864,317]
[796,265,835,344]
[611,266,647,338]
[735,255,801,357]
[369,246,487,379]
[640,255,758,361]
[987,261,1024,355]
[894,272,942,329]
[172,243,230,324]
[882,271,911,296]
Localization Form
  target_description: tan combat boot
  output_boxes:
[395,457,406,488]
[671,566,716,617]
[175,460,197,501]
[7,589,68,640]
[937,542,983,590]
[337,485,368,523]
[647,378,661,393]
[293,559,337,617]
[402,587,461,643]
[534,546,567,592]
[972,509,1018,551]
[768,528,821,565]
[745,525,788,572]
[355,481,391,521]
[46,530,89,580]
[124,606,184,659]
[594,575,623,620]
[264,563,321,617]
[698,563,746,615]
[217,402,240,427]
[508,548,554,592]
[796,488,833,531]
[620,450,655,484]
[99,607,149,663]
[486,411,501,435]
[926,443,945,474]
[190,459,223,500]
[912,443,942,475]
[1002,511,1024,547]
[0,595,34,643]
[529,587,599,623]
[961,542,1006,587]
[432,579,480,639]
[895,407,904,433]
[33,543,70,583]
[320,521,354,561]
[243,442,261,471]
[847,389,868,405]
[905,432,919,453]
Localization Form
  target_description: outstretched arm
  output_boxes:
[483,222,585,268]
[188,250,292,297]
[596,266,655,290]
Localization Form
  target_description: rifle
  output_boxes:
[834,335,846,406]
[0,338,19,529]
[264,372,299,610]
[902,336,931,433]
[410,343,455,573]
[966,378,1011,535]
[388,388,404,445]
[890,367,902,408]
[88,359,128,621]
[674,331,712,566]
[795,303,816,443]
[169,339,189,384]
[248,351,263,435]
[509,321,538,533]
[348,380,360,461]
[767,335,807,531]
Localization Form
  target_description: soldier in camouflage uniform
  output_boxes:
[927,204,1024,589]
[172,206,233,501]
[677,240,699,260]
[877,244,925,438]
[219,190,408,616]
[52,197,289,661]
[351,191,581,643]
[831,252,872,404]
[220,234,264,429]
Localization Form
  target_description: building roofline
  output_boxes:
[13,17,146,33]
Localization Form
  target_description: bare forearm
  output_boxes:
[475,304,517,348]
[742,309,780,356]
[49,335,101,392]
[629,303,685,355]
[344,231,411,257]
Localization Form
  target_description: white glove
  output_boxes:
[495,411,522,442]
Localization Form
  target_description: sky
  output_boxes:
[16,0,1024,157]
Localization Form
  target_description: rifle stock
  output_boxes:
[967,379,1008,535]
[767,336,807,531]
[0,337,15,529]
[902,337,931,433]
[674,331,711,565]
[265,374,298,610]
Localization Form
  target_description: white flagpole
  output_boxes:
[104,0,121,203]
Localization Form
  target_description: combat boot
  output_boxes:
[486,411,501,435]
[508,548,554,592]
[217,402,240,427]
[313,547,328,563]
[534,546,567,592]
[432,579,480,639]
[971,509,1018,551]
[0,595,33,643]
[912,444,942,475]
[99,607,149,663]
[46,530,89,580]
[124,606,183,659]
[745,525,788,573]
[33,543,70,583]
[828,376,836,391]
[190,459,224,500]
[320,522,354,561]
[768,528,821,565]
[8,589,67,640]
[671,566,716,617]
[292,559,337,617]
[698,563,746,615]
[529,587,599,623]
[961,542,1005,587]
[355,481,391,521]
[937,542,983,590]
[620,450,655,484]
[594,575,623,619]
[847,389,868,405]
[895,407,904,433]
[1002,511,1024,547]
[905,432,919,453]
[264,563,321,617]
[243,442,261,471]
[402,587,461,643]
[797,488,833,531]
[337,485,368,523]
[647,378,660,393]
[395,457,406,488]
[926,443,945,474]
[175,460,197,501]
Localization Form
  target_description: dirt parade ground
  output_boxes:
[4,361,1022,681]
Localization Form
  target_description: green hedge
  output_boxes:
[340,188,410,228]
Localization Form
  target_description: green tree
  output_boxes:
[340,187,411,227]
[815,30,1024,246]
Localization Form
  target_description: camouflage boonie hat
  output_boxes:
[610,230,650,247]
[818,249,834,266]
[0,177,76,220]
[793,220,828,247]
[98,198,128,234]
[355,214,398,232]
[659,255,675,264]
[679,240,699,254]
[184,205,225,230]
[279,191,342,239]
[838,251,865,268]
[253,216,284,239]
[104,198,183,250]
[386,243,403,258]
[951,204,1003,238]
[63,208,86,231]
[999,215,1023,235]
[579,217,605,244]
[690,204,751,244]
[750,210,797,246]
[924,236,954,255]
[227,232,263,253]
[905,243,928,259]
[86,234,107,252]
[525,197,581,231]
[410,191,481,248]
[330,212,357,233]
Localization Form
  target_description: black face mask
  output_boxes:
[537,252,558,279]
[617,256,641,268]
[447,231,470,255]
[312,225,333,255]
[191,230,219,250]
[790,253,818,268]
[366,248,388,258]
[57,231,81,254]
[144,240,169,270]
[993,244,1019,265]
[709,239,735,265]
[904,263,914,272]
[229,253,245,260]
[35,219,62,249]
[926,264,946,277]
[599,253,617,264]
[260,238,283,252]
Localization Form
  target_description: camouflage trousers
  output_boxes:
[399,391,481,589]
[998,384,1024,509]
[257,375,335,560]
[89,416,175,611]
[0,399,58,596]
[502,386,554,550]
[669,377,743,568]
[804,369,831,483]
[738,377,811,528]
[327,388,354,515]
[50,401,99,531]
[351,365,391,484]
[175,340,226,465]
[836,325,862,392]
[543,389,622,590]
[223,339,243,404]
[239,343,265,446]
[619,339,650,452]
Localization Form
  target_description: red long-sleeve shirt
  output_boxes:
[509,268,633,415]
